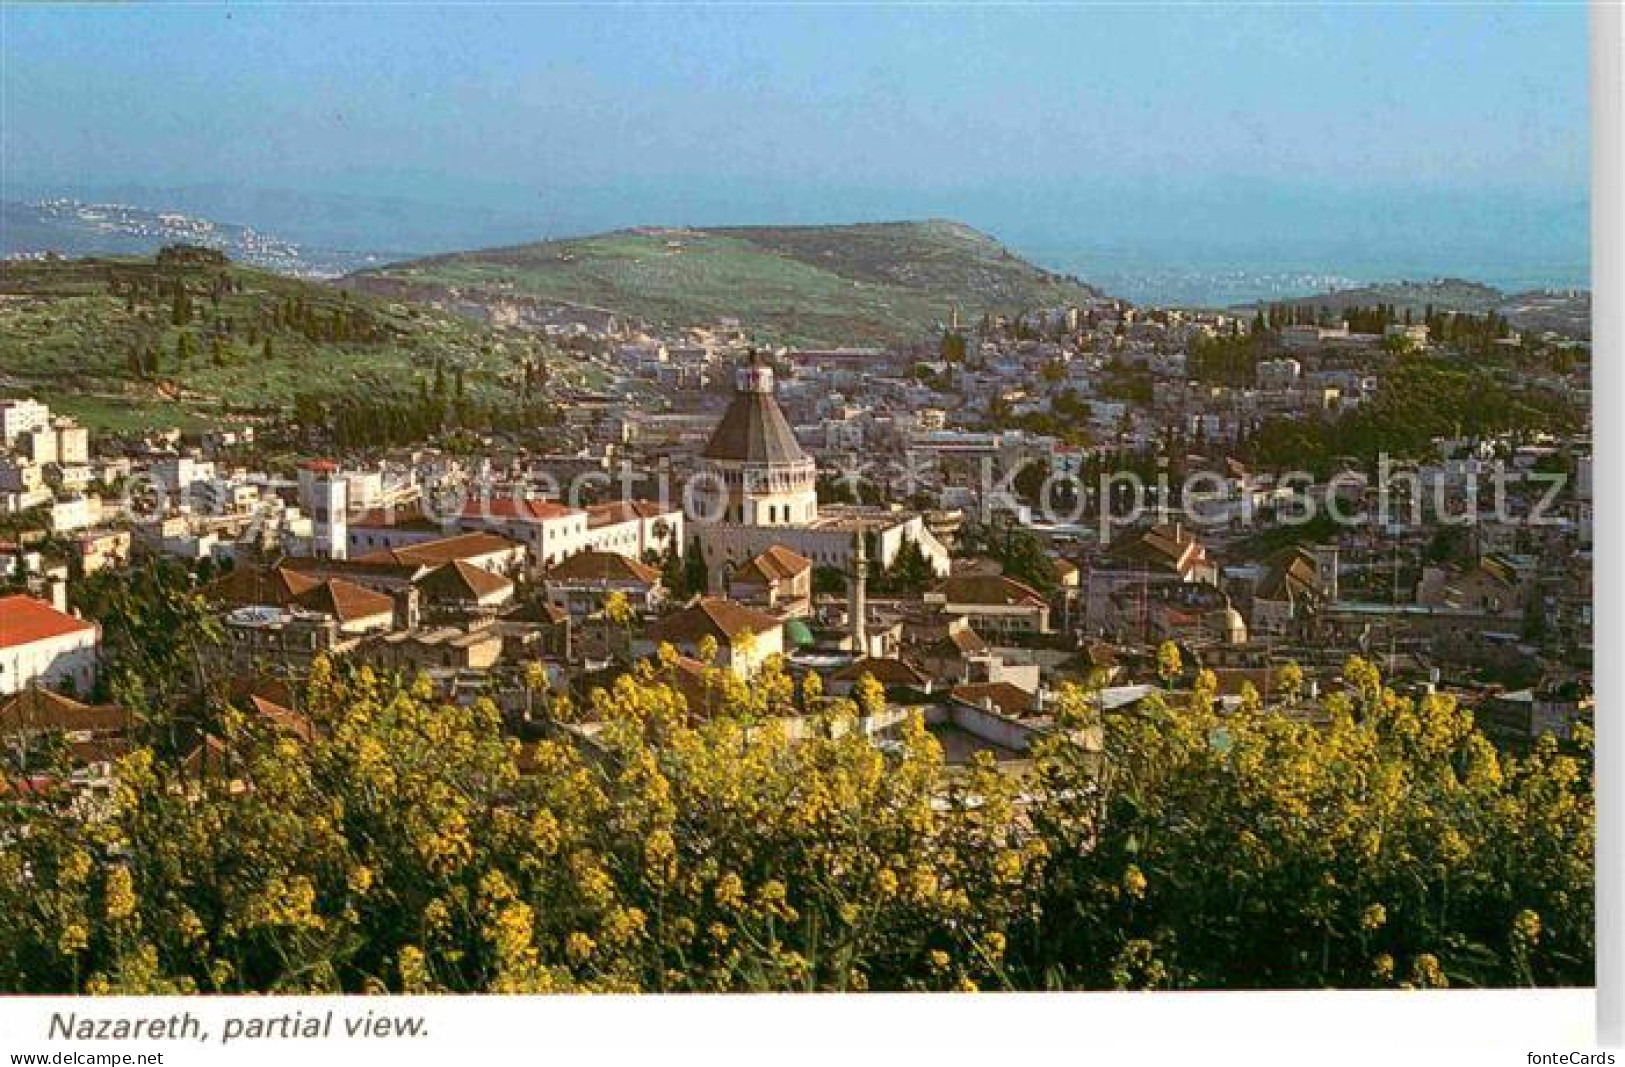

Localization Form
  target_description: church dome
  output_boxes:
[701,354,809,466]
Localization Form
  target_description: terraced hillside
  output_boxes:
[0,249,534,431]
[346,220,1102,346]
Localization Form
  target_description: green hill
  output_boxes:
[0,248,533,432]
[346,220,1101,346]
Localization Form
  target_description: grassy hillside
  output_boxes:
[347,220,1101,346]
[0,249,540,431]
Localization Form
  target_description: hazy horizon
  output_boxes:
[1,4,1591,303]
[2,174,1588,306]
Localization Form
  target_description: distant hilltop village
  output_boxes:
[3,199,392,277]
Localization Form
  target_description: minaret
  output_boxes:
[850,529,868,656]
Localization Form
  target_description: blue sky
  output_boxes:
[0,3,1592,274]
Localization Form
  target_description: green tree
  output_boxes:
[873,538,935,594]
[672,539,707,599]
[995,526,1058,596]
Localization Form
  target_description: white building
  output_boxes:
[585,499,684,561]
[48,495,100,535]
[0,399,51,449]
[698,508,946,580]
[0,594,100,697]
[1384,323,1430,348]
[1280,324,1351,350]
[135,516,220,561]
[341,469,386,510]
[18,425,58,465]
[297,460,348,560]
[1256,357,1302,391]
[150,456,217,508]
[453,496,591,570]
[347,505,448,556]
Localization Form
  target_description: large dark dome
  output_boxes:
[701,391,808,465]
[701,354,809,466]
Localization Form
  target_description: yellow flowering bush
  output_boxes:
[0,653,1591,993]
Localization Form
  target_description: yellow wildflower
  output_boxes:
[714,872,745,911]
[104,867,136,922]
[565,932,596,964]
[58,923,89,955]
[1513,909,1543,945]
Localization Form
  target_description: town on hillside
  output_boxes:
[0,179,1598,1011]
[3,273,1592,789]
[0,0,1606,1031]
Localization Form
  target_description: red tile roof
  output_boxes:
[0,595,96,650]
[294,578,394,624]
[586,499,677,527]
[937,574,1047,608]
[575,654,733,724]
[250,696,320,743]
[280,557,426,587]
[350,503,440,531]
[225,678,321,743]
[206,566,321,608]
[463,496,580,522]
[834,657,927,687]
[357,532,523,567]
[1209,667,1283,698]
[924,627,990,659]
[418,560,514,602]
[180,734,242,782]
[1257,547,1325,602]
[0,688,127,735]
[1108,523,1204,575]
[645,597,782,646]
[544,550,661,585]
[951,682,1039,718]
[648,655,725,721]
[734,544,811,585]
